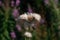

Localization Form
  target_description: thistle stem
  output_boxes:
[25,37,27,40]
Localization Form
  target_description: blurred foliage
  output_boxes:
[0,0,60,40]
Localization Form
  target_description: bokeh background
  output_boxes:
[0,0,60,40]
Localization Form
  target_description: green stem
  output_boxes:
[25,37,27,40]
[29,38,31,40]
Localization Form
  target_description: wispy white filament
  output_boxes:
[18,13,41,22]
[24,32,32,38]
